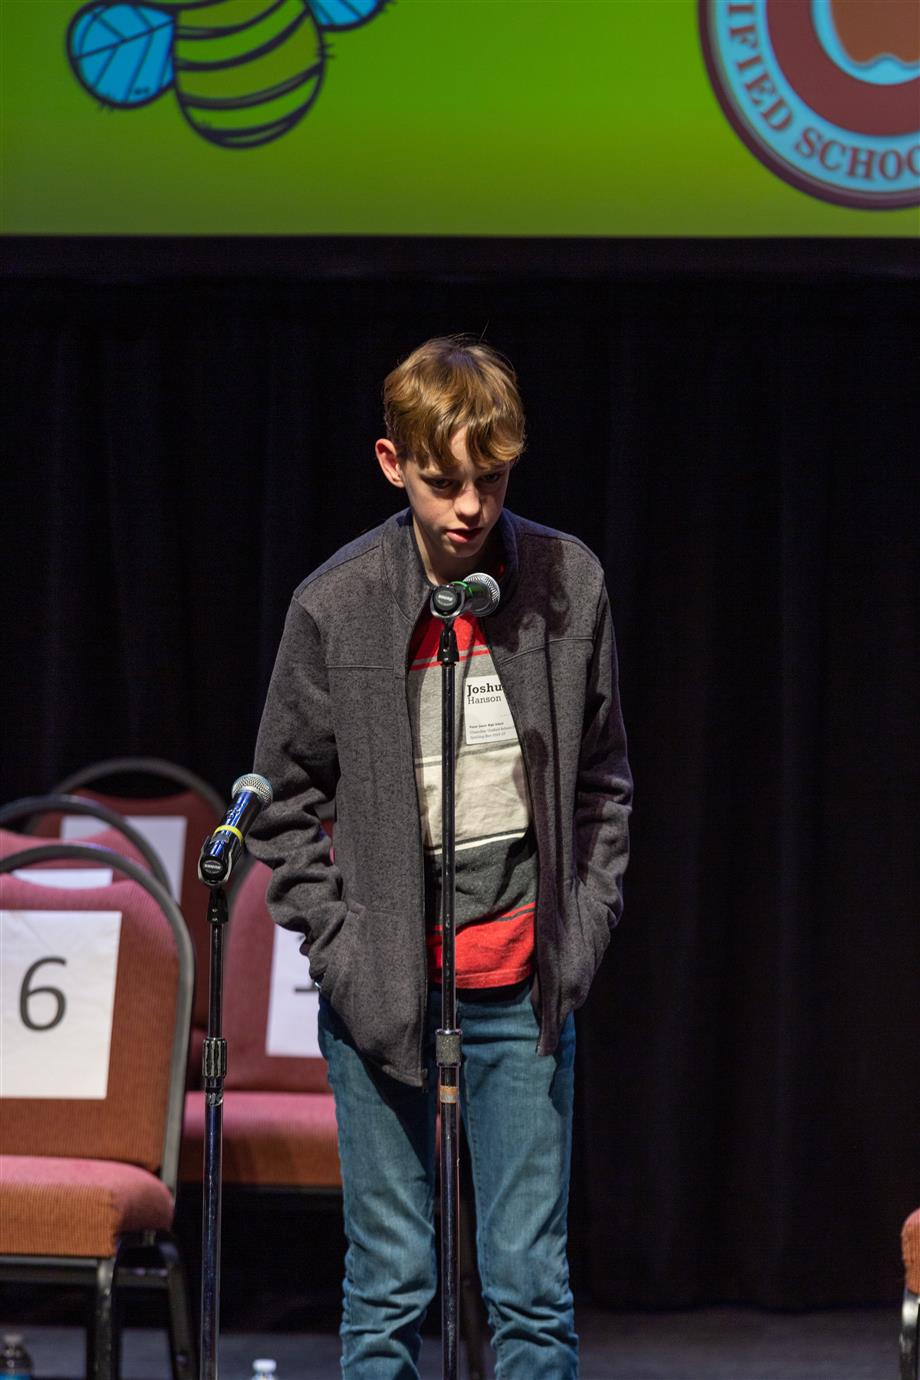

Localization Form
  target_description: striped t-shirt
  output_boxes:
[407,610,537,987]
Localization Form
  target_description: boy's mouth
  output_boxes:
[446,527,482,544]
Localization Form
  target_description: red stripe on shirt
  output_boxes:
[427,902,535,988]
[409,612,485,667]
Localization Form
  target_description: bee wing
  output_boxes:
[67,2,176,108]
[308,0,390,32]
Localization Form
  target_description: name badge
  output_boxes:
[464,675,517,746]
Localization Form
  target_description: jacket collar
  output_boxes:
[382,507,521,624]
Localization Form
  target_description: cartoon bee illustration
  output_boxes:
[67,0,389,149]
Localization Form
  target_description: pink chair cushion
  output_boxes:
[904,1208,920,1295]
[0,1155,174,1257]
[180,1090,340,1189]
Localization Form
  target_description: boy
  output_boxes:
[249,336,632,1378]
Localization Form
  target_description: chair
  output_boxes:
[902,1209,920,1380]
[0,795,171,894]
[47,757,227,1073]
[0,842,196,1380]
[179,858,340,1193]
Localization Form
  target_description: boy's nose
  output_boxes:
[454,485,482,519]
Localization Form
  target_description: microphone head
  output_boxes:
[464,572,501,616]
[231,772,274,805]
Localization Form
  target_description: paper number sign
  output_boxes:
[265,924,321,1059]
[0,909,122,1099]
[62,814,187,900]
[13,868,114,890]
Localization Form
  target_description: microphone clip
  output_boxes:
[429,572,500,621]
[430,584,466,620]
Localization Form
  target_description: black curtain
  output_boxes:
[2,249,918,1307]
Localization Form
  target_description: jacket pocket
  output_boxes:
[308,903,359,999]
[313,907,424,1084]
[558,876,613,1011]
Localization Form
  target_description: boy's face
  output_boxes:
[376,426,511,586]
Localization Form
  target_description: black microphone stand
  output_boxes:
[434,596,462,1380]
[198,879,229,1380]
[196,774,272,1380]
[430,575,500,1380]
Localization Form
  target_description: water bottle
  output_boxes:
[1,1336,33,1380]
[250,1361,276,1380]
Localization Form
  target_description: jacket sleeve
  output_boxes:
[575,583,633,926]
[248,595,349,979]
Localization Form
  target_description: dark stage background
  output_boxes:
[2,238,918,1311]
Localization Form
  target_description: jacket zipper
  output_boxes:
[405,597,431,1089]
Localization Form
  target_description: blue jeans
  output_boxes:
[318,981,578,1379]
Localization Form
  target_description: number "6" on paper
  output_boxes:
[19,956,67,1032]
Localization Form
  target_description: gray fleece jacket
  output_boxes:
[249,507,632,1087]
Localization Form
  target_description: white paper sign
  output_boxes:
[463,675,517,746]
[62,814,187,900]
[1,909,122,1099]
[265,925,320,1059]
[13,868,114,890]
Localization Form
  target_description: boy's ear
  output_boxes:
[376,438,405,489]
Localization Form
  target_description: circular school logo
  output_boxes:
[699,0,920,209]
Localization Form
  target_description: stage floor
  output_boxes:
[21,1305,899,1379]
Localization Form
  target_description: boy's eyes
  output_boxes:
[424,472,505,491]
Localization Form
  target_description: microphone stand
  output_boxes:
[436,611,462,1380]
[195,774,272,1380]
[429,574,499,1380]
[199,880,229,1380]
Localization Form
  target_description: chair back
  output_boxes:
[46,759,225,1034]
[0,795,170,892]
[222,859,330,1094]
[0,843,194,1193]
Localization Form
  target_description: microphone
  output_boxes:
[198,773,273,886]
[430,572,501,620]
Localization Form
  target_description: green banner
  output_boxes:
[2,0,917,235]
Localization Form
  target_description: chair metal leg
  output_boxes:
[901,1288,919,1380]
[159,1234,198,1380]
[90,1256,119,1380]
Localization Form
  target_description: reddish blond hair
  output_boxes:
[383,336,525,470]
